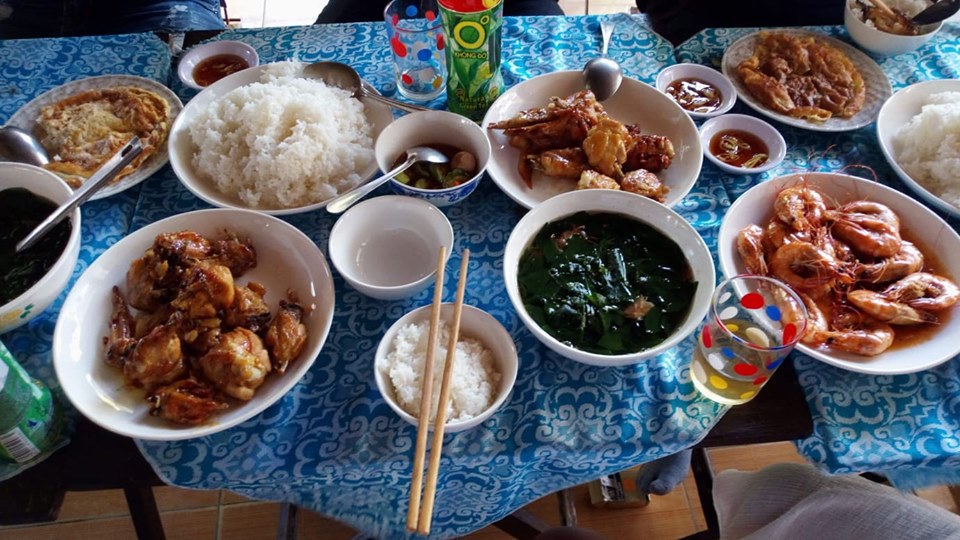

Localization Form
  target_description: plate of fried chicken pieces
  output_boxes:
[483,71,703,209]
[53,209,335,440]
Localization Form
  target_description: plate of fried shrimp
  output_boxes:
[718,172,960,375]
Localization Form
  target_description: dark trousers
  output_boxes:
[316,0,564,24]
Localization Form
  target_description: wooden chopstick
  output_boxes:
[406,245,447,532]
[417,249,470,535]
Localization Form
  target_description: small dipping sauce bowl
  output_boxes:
[177,40,259,90]
[375,110,491,207]
[699,114,786,175]
[328,195,454,300]
[656,63,737,119]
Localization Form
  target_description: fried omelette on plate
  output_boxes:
[737,31,866,123]
[36,86,171,188]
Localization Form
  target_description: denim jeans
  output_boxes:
[0,0,225,39]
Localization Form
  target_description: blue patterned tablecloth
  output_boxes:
[677,24,960,489]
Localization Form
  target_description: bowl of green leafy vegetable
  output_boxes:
[504,189,714,366]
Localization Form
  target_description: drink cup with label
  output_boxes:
[438,0,504,120]
[0,340,65,474]
[691,275,807,405]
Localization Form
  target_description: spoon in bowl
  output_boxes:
[305,62,431,114]
[582,20,623,101]
[912,0,960,25]
[0,126,50,167]
[325,146,448,214]
[16,137,142,253]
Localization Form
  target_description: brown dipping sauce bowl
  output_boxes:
[177,40,259,90]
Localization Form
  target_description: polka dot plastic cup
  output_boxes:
[691,275,807,405]
[384,0,446,102]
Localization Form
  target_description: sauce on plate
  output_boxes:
[709,129,769,168]
[0,188,72,304]
[665,78,723,113]
[192,54,249,87]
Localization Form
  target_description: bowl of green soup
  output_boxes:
[504,189,714,366]
[0,163,81,334]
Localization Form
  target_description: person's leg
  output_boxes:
[635,449,692,496]
[315,0,389,24]
[504,0,563,16]
[0,0,75,39]
[90,0,225,35]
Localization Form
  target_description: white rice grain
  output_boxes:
[893,91,960,210]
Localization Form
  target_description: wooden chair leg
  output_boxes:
[123,486,165,540]
[493,508,551,539]
[679,448,719,540]
[557,488,577,527]
[277,502,298,540]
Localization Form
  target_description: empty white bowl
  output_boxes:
[328,195,454,300]
[374,110,491,207]
[845,0,941,56]
[0,163,81,334]
[503,189,715,367]
[699,114,786,175]
[177,40,259,90]
[374,303,518,433]
[655,63,737,119]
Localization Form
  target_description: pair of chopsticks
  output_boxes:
[406,246,470,535]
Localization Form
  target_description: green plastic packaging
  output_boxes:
[0,340,64,468]
[439,0,504,120]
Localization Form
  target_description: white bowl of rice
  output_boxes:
[877,79,960,218]
[374,304,518,433]
[168,62,394,215]
[845,0,942,56]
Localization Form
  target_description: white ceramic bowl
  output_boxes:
[53,208,336,440]
[329,195,454,300]
[655,63,737,119]
[374,303,518,433]
[0,163,81,334]
[168,63,394,215]
[177,40,259,90]
[699,114,786,175]
[504,190,715,367]
[845,0,941,56]
[482,71,703,209]
[876,78,960,219]
[717,172,960,375]
[375,110,491,208]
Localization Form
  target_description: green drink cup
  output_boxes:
[438,0,504,120]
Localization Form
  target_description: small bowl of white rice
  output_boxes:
[374,303,518,433]
[845,0,942,56]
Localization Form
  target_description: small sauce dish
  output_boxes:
[699,114,786,175]
[328,195,454,300]
[655,63,737,119]
[177,40,259,90]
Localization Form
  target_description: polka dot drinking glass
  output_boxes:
[691,275,807,405]
[384,0,446,101]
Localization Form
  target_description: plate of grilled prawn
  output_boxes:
[53,209,335,440]
[718,172,960,375]
[482,71,702,209]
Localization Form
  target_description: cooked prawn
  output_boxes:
[818,319,895,356]
[737,224,768,275]
[882,272,960,312]
[264,290,309,373]
[105,286,137,368]
[123,323,186,392]
[769,241,844,292]
[763,219,811,252]
[847,289,937,325]
[857,241,924,284]
[774,185,827,232]
[148,379,227,425]
[828,201,902,259]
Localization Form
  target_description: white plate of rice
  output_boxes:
[877,79,960,218]
[168,62,394,215]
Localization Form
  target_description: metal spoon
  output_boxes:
[16,137,142,253]
[325,146,448,214]
[912,0,960,25]
[304,61,430,114]
[0,126,49,167]
[582,20,624,101]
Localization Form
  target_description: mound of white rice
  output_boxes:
[380,320,501,423]
[188,62,374,209]
[892,91,960,210]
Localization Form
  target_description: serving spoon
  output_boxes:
[912,0,960,25]
[325,146,448,214]
[304,62,430,114]
[16,137,142,253]
[0,126,49,167]
[582,20,623,101]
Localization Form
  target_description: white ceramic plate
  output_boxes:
[168,63,394,215]
[721,29,892,132]
[6,75,182,200]
[717,172,960,375]
[876,79,960,219]
[53,209,336,440]
[482,71,703,210]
